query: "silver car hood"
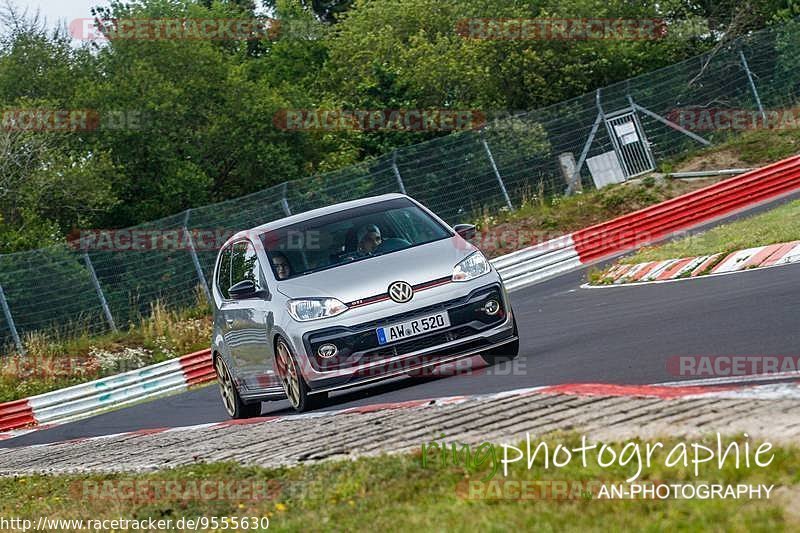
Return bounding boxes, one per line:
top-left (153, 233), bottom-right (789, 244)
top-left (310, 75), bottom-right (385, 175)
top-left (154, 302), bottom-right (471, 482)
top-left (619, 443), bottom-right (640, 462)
top-left (275, 236), bottom-right (476, 302)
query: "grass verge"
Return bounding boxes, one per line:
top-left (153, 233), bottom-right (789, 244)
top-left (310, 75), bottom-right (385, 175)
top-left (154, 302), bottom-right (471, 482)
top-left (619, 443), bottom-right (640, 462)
top-left (0, 294), bottom-right (212, 403)
top-left (0, 434), bottom-right (797, 531)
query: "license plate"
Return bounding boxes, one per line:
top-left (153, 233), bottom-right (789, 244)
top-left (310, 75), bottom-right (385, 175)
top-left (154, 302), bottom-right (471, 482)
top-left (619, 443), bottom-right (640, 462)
top-left (376, 312), bottom-right (450, 345)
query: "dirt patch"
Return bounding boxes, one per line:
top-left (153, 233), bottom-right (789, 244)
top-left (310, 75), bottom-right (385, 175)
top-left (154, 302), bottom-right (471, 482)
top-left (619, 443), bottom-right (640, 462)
top-left (676, 148), bottom-right (752, 172)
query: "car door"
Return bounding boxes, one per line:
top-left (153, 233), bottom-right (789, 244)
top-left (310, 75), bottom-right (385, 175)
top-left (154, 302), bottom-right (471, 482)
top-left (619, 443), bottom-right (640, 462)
top-left (224, 239), bottom-right (274, 390)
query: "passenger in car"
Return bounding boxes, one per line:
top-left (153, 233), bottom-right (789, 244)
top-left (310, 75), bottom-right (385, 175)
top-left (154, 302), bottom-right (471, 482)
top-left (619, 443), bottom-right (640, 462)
top-left (271, 252), bottom-right (292, 280)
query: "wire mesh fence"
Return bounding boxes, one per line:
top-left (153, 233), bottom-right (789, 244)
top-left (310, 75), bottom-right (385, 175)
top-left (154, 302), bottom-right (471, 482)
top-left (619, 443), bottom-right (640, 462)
top-left (2, 20), bottom-right (800, 353)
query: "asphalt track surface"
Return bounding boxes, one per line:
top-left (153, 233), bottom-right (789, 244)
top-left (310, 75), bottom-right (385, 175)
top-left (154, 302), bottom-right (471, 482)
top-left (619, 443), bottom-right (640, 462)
top-left (3, 190), bottom-right (800, 449)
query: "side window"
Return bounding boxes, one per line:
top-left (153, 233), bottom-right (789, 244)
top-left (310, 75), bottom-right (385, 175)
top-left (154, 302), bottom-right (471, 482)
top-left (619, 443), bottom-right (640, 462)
top-left (217, 245), bottom-right (233, 299)
top-left (231, 241), bottom-right (261, 289)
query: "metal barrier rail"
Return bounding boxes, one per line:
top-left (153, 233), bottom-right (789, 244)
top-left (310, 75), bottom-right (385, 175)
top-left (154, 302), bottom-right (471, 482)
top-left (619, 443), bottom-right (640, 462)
top-left (0, 349), bottom-right (214, 431)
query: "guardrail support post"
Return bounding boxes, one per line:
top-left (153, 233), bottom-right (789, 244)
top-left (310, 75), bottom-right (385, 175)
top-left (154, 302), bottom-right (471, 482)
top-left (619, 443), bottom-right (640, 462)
top-left (183, 210), bottom-right (212, 303)
top-left (0, 283), bottom-right (24, 355)
top-left (82, 253), bottom-right (117, 332)
top-left (569, 90), bottom-right (606, 195)
top-left (739, 49), bottom-right (766, 122)
top-left (481, 132), bottom-right (514, 210)
top-left (391, 151), bottom-right (407, 195)
top-left (280, 183), bottom-right (292, 216)
top-left (631, 102), bottom-right (710, 146)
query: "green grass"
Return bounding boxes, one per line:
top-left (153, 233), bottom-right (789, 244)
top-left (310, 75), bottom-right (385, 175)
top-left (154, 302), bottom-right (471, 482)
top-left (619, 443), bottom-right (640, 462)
top-left (619, 198), bottom-right (800, 265)
top-left (1, 434), bottom-right (797, 531)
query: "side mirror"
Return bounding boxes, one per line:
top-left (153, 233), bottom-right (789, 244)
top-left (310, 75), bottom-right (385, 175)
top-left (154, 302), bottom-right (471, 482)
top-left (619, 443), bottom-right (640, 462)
top-left (454, 224), bottom-right (477, 241)
top-left (229, 279), bottom-right (258, 300)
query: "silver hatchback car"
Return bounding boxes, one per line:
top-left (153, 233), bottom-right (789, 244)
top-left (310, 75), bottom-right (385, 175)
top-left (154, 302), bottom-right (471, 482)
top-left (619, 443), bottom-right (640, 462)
top-left (212, 194), bottom-right (519, 415)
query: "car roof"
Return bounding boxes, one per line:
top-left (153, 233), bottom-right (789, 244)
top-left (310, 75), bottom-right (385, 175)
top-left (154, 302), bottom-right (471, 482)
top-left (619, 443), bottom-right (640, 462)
top-left (224, 193), bottom-right (411, 247)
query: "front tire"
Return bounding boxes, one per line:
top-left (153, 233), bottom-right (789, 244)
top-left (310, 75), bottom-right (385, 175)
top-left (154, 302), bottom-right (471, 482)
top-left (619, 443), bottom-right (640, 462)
top-left (215, 355), bottom-right (262, 419)
top-left (480, 317), bottom-right (520, 366)
top-left (275, 338), bottom-right (327, 413)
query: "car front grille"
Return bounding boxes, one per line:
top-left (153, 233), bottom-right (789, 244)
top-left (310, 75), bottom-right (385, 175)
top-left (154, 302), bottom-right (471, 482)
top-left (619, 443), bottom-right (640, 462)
top-left (304, 284), bottom-right (506, 371)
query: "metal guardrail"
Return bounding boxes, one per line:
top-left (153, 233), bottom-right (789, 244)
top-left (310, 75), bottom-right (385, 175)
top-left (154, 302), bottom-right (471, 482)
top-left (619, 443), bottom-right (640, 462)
top-left (0, 349), bottom-right (214, 431)
top-left (491, 235), bottom-right (581, 291)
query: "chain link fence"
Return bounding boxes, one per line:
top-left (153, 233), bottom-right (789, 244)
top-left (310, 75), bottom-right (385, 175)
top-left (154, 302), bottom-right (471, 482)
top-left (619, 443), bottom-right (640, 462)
top-left (2, 20), bottom-right (800, 353)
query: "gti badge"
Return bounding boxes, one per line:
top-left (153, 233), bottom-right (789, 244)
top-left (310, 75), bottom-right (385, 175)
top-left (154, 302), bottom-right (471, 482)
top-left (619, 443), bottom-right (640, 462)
top-left (388, 281), bottom-right (413, 303)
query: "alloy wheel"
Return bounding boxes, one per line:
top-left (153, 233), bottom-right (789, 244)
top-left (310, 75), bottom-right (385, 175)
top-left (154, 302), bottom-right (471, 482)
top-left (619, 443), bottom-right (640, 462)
top-left (276, 340), bottom-right (301, 408)
top-left (215, 356), bottom-right (236, 417)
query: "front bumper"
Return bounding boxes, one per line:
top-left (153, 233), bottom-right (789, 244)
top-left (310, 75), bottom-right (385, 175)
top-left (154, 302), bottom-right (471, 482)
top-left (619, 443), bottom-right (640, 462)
top-left (301, 283), bottom-right (516, 392)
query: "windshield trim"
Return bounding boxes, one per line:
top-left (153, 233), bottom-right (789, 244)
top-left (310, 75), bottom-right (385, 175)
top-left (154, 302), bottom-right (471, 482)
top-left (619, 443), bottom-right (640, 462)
top-left (289, 234), bottom-right (452, 279)
top-left (260, 198), bottom-right (454, 281)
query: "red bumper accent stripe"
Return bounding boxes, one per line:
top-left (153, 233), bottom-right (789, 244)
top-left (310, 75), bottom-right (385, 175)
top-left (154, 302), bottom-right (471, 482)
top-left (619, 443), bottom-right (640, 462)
top-left (346, 276), bottom-right (452, 308)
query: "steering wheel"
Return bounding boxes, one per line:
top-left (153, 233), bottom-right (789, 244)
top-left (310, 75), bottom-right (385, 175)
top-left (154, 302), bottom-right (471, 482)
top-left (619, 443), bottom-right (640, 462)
top-left (374, 237), bottom-right (412, 254)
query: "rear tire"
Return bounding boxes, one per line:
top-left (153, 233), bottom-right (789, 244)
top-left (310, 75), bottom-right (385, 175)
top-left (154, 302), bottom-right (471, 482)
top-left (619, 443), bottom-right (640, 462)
top-left (480, 317), bottom-right (520, 366)
top-left (275, 338), bottom-right (328, 413)
top-left (215, 355), bottom-right (262, 419)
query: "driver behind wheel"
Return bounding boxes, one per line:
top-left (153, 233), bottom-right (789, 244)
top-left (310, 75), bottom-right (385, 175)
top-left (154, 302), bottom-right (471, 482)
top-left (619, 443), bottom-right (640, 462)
top-left (356, 224), bottom-right (382, 256)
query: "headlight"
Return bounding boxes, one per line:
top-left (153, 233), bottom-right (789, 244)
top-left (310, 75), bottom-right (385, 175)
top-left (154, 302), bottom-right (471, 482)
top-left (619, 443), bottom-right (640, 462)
top-left (287, 298), bottom-right (348, 321)
top-left (452, 251), bottom-right (491, 282)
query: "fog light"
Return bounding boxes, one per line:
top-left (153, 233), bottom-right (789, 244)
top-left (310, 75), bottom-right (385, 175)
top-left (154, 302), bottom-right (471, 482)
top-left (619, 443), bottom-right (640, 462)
top-left (317, 343), bottom-right (338, 358)
top-left (484, 299), bottom-right (501, 316)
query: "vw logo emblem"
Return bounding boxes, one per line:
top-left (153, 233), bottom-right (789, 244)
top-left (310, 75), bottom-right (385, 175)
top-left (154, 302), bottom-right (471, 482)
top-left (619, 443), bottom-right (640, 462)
top-left (388, 281), bottom-right (413, 303)
top-left (317, 344), bottom-right (338, 359)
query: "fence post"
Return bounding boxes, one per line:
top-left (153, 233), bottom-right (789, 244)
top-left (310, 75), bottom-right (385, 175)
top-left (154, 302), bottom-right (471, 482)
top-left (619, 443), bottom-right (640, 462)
top-left (82, 253), bottom-right (117, 332)
top-left (480, 132), bottom-right (514, 210)
top-left (0, 283), bottom-right (24, 355)
top-left (280, 182), bottom-right (292, 216)
top-left (183, 210), bottom-right (212, 302)
top-left (391, 151), bottom-right (407, 194)
top-left (739, 49), bottom-right (766, 122)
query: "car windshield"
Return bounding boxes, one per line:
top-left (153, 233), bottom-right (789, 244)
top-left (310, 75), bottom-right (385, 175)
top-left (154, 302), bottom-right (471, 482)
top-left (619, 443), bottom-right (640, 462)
top-left (260, 198), bottom-right (452, 280)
